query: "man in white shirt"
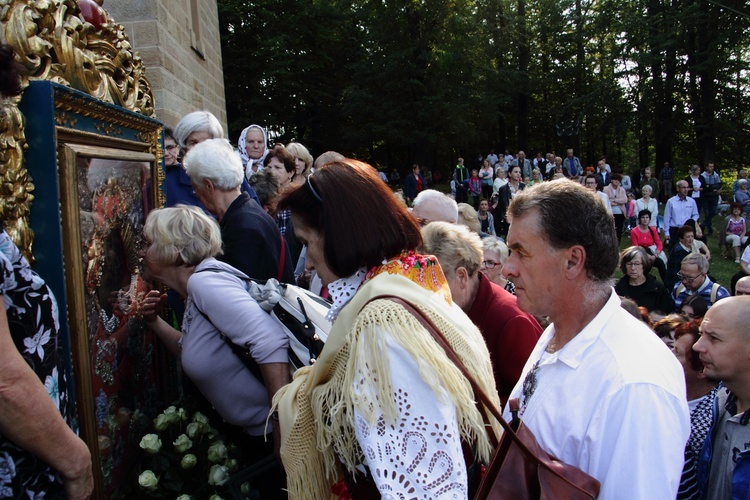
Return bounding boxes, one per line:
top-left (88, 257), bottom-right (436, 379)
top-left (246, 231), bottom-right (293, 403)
top-left (501, 180), bottom-right (690, 499)
top-left (665, 180), bottom-right (702, 247)
top-left (486, 149), bottom-right (499, 167)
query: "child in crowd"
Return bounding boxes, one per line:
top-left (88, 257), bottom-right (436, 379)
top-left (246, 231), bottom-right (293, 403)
top-left (469, 169), bottom-right (482, 209)
top-left (625, 192), bottom-right (637, 233)
top-left (478, 198), bottom-right (496, 236)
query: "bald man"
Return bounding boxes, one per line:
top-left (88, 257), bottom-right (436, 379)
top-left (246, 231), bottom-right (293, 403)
top-left (693, 296), bottom-right (750, 498)
top-left (735, 276), bottom-right (750, 296)
top-left (411, 189), bottom-right (459, 224)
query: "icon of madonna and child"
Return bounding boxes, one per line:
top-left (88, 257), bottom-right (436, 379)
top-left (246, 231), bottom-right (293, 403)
top-left (77, 156), bottom-right (169, 496)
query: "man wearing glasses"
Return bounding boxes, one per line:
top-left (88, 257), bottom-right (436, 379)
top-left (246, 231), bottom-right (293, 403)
top-left (665, 180), bottom-right (702, 249)
top-left (672, 253), bottom-right (729, 309)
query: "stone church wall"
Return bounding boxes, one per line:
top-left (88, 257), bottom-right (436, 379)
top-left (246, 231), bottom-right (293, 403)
top-left (104, 0), bottom-right (227, 131)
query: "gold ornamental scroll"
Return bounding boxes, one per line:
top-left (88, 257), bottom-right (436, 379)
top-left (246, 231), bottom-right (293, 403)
top-left (0, 0), bottom-right (156, 261)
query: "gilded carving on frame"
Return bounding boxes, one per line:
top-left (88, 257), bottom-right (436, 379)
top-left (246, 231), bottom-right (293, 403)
top-left (0, 0), bottom-right (155, 260)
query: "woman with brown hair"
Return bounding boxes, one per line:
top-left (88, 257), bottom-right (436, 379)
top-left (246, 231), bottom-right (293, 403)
top-left (273, 159), bottom-right (500, 499)
top-left (615, 246), bottom-right (674, 314)
top-left (672, 319), bottom-right (719, 499)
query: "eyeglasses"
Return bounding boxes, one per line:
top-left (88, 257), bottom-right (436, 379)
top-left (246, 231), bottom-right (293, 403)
top-left (165, 144), bottom-right (179, 151)
top-left (482, 260), bottom-right (501, 269)
top-left (677, 271), bottom-right (704, 283)
top-left (625, 261), bottom-right (643, 268)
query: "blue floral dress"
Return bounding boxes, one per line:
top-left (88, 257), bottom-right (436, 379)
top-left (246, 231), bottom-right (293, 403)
top-left (0, 229), bottom-right (72, 498)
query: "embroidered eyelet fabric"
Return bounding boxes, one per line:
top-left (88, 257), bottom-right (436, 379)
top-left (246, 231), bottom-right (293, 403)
top-left (326, 268), bottom-right (367, 321)
top-left (352, 330), bottom-right (467, 498)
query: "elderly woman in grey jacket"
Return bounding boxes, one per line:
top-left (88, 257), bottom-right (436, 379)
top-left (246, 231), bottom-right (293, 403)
top-left (140, 205), bottom-right (289, 454)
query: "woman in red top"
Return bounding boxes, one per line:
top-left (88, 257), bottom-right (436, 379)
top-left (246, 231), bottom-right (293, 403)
top-left (630, 209), bottom-right (667, 283)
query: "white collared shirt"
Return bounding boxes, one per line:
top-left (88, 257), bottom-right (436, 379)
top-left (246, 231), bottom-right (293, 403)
top-left (664, 195), bottom-right (699, 229)
top-left (503, 289), bottom-right (690, 499)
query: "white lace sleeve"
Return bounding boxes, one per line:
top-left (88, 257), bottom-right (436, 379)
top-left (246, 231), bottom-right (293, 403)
top-left (352, 329), bottom-right (469, 499)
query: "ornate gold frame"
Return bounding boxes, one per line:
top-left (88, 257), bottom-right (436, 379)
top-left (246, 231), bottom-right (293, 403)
top-left (1, 0), bottom-right (155, 261)
top-left (59, 142), bottom-right (158, 499)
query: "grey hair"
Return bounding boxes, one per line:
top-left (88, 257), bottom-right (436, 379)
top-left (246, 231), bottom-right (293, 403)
top-left (183, 139), bottom-right (244, 191)
top-left (173, 111), bottom-right (224, 148)
top-left (144, 205), bottom-right (222, 266)
top-left (482, 236), bottom-right (510, 264)
top-left (681, 252), bottom-right (709, 274)
top-left (420, 222), bottom-right (483, 279)
top-left (412, 189), bottom-right (458, 224)
top-left (641, 184), bottom-right (653, 195)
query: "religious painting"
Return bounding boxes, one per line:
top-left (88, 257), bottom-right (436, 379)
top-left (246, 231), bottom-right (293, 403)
top-left (59, 144), bottom-right (163, 498)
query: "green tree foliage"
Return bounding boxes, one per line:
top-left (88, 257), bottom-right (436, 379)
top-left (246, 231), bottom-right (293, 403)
top-left (219, 0), bottom-right (750, 177)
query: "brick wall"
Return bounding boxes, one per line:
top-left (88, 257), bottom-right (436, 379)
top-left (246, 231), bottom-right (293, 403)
top-left (104, 0), bottom-right (227, 132)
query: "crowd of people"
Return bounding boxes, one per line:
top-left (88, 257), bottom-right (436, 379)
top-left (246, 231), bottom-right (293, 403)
top-left (3, 74), bottom-right (750, 499)
top-left (129, 134), bottom-right (750, 499)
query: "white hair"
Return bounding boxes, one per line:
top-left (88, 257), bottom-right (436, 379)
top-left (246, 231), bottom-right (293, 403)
top-left (412, 189), bottom-right (458, 224)
top-left (173, 111), bottom-right (224, 148)
top-left (183, 138), bottom-right (244, 191)
top-left (144, 205), bottom-right (222, 266)
top-left (482, 236), bottom-right (510, 264)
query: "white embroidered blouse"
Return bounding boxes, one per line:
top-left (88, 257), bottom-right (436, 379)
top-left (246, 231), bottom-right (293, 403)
top-left (326, 270), bottom-right (469, 498)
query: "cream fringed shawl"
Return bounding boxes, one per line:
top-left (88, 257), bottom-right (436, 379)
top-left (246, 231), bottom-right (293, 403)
top-left (273, 271), bottom-right (503, 500)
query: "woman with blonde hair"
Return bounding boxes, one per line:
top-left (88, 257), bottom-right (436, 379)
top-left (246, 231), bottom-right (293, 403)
top-left (140, 205), bottom-right (290, 474)
top-left (286, 142), bottom-right (313, 186)
top-left (457, 202), bottom-right (482, 234)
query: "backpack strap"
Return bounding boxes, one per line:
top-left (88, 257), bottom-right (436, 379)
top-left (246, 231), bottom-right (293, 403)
top-left (277, 234), bottom-right (286, 281)
top-left (710, 282), bottom-right (720, 304)
top-left (192, 267), bottom-right (267, 381)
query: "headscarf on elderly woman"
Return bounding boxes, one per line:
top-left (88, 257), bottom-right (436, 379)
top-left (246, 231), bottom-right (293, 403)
top-left (238, 124), bottom-right (269, 178)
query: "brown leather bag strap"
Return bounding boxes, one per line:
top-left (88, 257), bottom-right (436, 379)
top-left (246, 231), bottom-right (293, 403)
top-left (369, 295), bottom-right (534, 452)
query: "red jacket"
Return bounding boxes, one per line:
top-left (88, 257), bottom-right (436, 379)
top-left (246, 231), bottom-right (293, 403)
top-left (467, 273), bottom-right (542, 404)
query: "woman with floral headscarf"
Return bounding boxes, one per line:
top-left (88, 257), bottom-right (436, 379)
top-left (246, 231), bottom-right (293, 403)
top-left (238, 124), bottom-right (268, 178)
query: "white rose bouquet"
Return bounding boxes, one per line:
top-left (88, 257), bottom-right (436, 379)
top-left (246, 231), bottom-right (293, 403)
top-left (133, 402), bottom-right (244, 498)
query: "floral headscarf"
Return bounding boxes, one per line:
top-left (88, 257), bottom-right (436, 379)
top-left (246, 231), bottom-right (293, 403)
top-left (237, 124), bottom-right (268, 176)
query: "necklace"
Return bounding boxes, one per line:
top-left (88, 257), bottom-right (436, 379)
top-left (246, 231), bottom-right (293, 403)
top-left (100, 307), bottom-right (119, 334)
top-left (521, 359), bottom-right (541, 415)
top-left (117, 273), bottom-right (139, 315)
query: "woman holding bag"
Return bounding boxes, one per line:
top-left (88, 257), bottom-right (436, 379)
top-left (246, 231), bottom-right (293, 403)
top-left (630, 210), bottom-right (668, 283)
top-left (272, 159), bottom-right (501, 499)
top-left (139, 205), bottom-right (290, 483)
